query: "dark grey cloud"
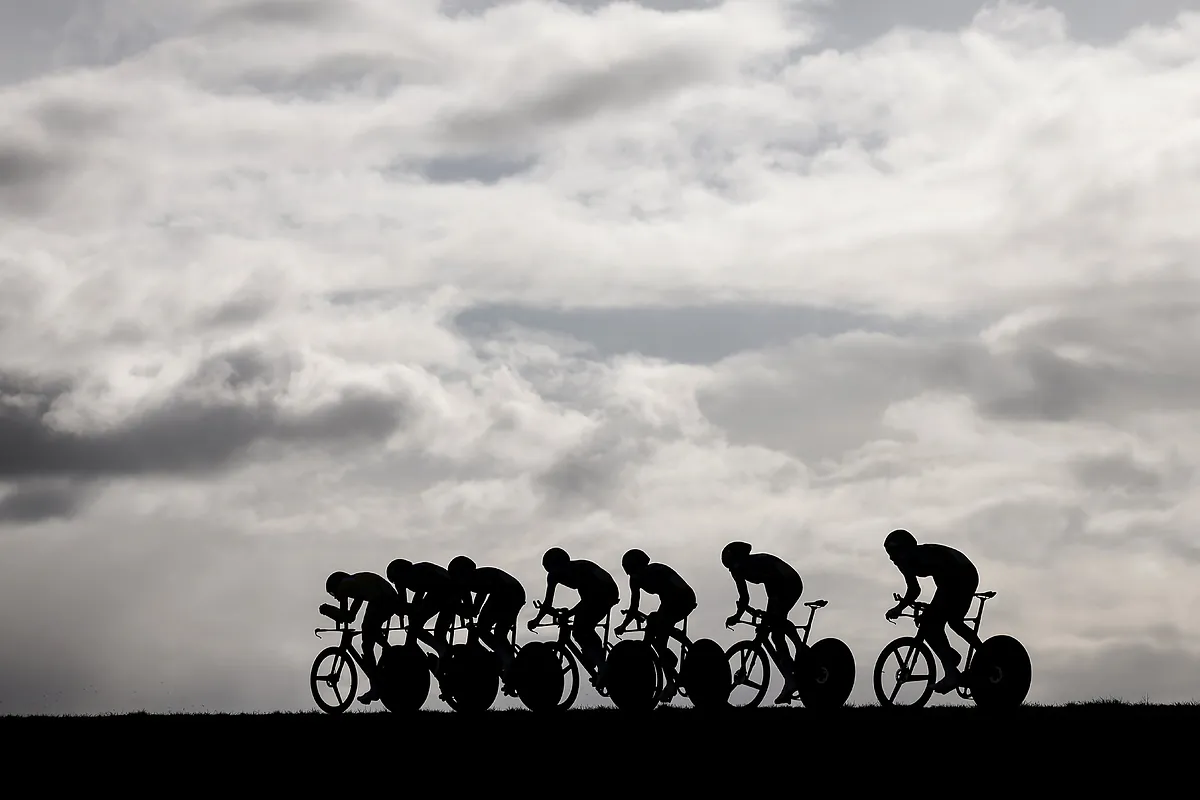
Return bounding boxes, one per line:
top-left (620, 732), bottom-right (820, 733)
top-left (929, 304), bottom-right (1200, 425)
top-left (0, 347), bottom-right (407, 480)
top-left (438, 0), bottom-right (722, 17)
top-left (454, 302), bottom-right (944, 364)
top-left (198, 0), bottom-right (340, 32)
top-left (439, 48), bottom-right (719, 144)
top-left (438, 0), bottom-right (1196, 49)
top-left (0, 479), bottom-right (90, 524)
top-left (1070, 449), bottom-right (1193, 498)
top-left (0, 138), bottom-right (73, 215)
top-left (417, 153), bottom-right (537, 185)
top-left (222, 52), bottom-right (417, 100)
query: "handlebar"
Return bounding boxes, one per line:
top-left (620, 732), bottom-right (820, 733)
top-left (530, 601), bottom-right (573, 628)
top-left (614, 609), bottom-right (648, 635)
top-left (726, 606), bottom-right (771, 629)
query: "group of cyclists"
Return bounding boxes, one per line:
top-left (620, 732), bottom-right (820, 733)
top-left (321, 528), bottom-right (986, 708)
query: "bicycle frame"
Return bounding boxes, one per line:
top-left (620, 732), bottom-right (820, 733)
top-left (314, 623), bottom-right (372, 673)
top-left (732, 602), bottom-right (825, 673)
top-left (889, 591), bottom-right (995, 699)
top-left (891, 591), bottom-right (994, 673)
top-left (529, 601), bottom-right (613, 681)
top-left (618, 610), bottom-right (693, 665)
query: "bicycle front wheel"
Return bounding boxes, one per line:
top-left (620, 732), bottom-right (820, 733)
top-left (680, 638), bottom-right (732, 710)
top-left (873, 637), bottom-right (936, 708)
top-left (726, 641), bottom-right (771, 708)
top-left (441, 642), bottom-right (501, 714)
top-left (310, 646), bottom-right (358, 715)
top-left (377, 644), bottom-right (431, 713)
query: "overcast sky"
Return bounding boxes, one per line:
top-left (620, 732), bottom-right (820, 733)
top-left (2, 0), bottom-right (1199, 715)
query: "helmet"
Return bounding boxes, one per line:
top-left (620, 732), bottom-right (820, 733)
top-left (621, 548), bottom-right (650, 575)
top-left (721, 541), bottom-right (752, 569)
top-left (386, 558), bottom-right (412, 585)
top-left (542, 547), bottom-right (570, 572)
top-left (884, 529), bottom-right (917, 555)
top-left (325, 571), bottom-right (351, 596)
top-left (448, 555), bottom-right (477, 582)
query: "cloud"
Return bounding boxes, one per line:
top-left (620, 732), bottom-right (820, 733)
top-left (0, 0), bottom-right (1198, 713)
top-left (0, 345), bottom-right (408, 481)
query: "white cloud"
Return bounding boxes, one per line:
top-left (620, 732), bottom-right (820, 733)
top-left (1, 0), bottom-right (1199, 713)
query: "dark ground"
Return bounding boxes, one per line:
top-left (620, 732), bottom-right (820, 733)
top-left (1, 700), bottom-right (1194, 787)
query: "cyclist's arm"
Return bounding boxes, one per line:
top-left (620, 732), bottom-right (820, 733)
top-left (732, 574), bottom-right (750, 615)
top-left (531, 579), bottom-right (557, 624)
top-left (626, 581), bottom-right (641, 617)
top-left (347, 598), bottom-right (364, 619)
top-left (897, 572), bottom-right (920, 608)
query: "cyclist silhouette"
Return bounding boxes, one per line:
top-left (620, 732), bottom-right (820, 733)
top-left (527, 547), bottom-right (619, 681)
top-left (614, 548), bottom-right (697, 703)
top-left (323, 570), bottom-right (398, 705)
top-left (721, 541), bottom-right (805, 705)
top-left (387, 558), bottom-right (457, 668)
top-left (448, 555), bottom-right (526, 679)
top-left (884, 528), bottom-right (984, 693)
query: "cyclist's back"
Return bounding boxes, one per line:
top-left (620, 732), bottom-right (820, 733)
top-left (340, 571), bottom-right (397, 603)
top-left (634, 563), bottom-right (696, 609)
top-left (909, 543), bottom-right (978, 587)
top-left (551, 558), bottom-right (619, 604)
top-left (407, 561), bottom-right (453, 593)
top-left (736, 552), bottom-right (803, 595)
top-left (471, 566), bottom-right (525, 600)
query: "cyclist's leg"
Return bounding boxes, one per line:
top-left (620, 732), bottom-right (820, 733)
top-left (432, 595), bottom-right (455, 659)
top-left (946, 575), bottom-right (983, 652)
top-left (571, 597), bottom-right (610, 677)
top-left (477, 594), bottom-right (518, 674)
top-left (924, 590), bottom-right (968, 691)
top-left (645, 611), bottom-right (674, 673)
top-left (766, 586), bottom-right (801, 703)
top-left (358, 603), bottom-right (387, 703)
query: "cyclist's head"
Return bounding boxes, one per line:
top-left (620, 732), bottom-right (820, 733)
top-left (884, 529), bottom-right (917, 561)
top-left (721, 541), bottom-right (752, 569)
top-left (448, 555), bottom-right (476, 583)
top-left (542, 547), bottom-right (570, 572)
top-left (386, 558), bottom-right (412, 586)
top-left (621, 548), bottom-right (650, 576)
top-left (325, 571), bottom-right (351, 598)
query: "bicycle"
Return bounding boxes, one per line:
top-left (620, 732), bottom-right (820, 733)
top-left (514, 600), bottom-right (643, 712)
top-left (873, 590), bottom-right (1032, 709)
top-left (438, 605), bottom-right (555, 714)
top-left (725, 599), bottom-right (856, 709)
top-left (424, 608), bottom-right (509, 714)
top-left (610, 609), bottom-right (732, 711)
top-left (310, 603), bottom-right (430, 715)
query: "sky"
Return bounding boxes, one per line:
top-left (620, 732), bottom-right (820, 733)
top-left (1, 0), bottom-right (1199, 715)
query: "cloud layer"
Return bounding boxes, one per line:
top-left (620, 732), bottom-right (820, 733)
top-left (2, 0), bottom-right (1199, 714)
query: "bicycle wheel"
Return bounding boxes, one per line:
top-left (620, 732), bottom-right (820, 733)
top-left (680, 638), bottom-right (732, 710)
top-left (801, 637), bottom-right (856, 710)
top-left (441, 643), bottom-right (501, 714)
top-left (726, 641), bottom-right (771, 708)
top-left (511, 641), bottom-right (565, 713)
top-left (873, 637), bottom-right (936, 708)
top-left (967, 635), bottom-right (1032, 709)
top-left (377, 643), bottom-right (431, 713)
top-left (605, 639), bottom-right (659, 713)
top-left (310, 646), bottom-right (358, 714)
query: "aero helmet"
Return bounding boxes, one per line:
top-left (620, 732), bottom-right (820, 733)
top-left (721, 541), bottom-right (752, 569)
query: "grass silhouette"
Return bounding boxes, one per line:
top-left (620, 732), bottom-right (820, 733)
top-left (5, 698), bottom-right (1196, 720)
